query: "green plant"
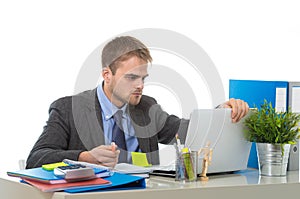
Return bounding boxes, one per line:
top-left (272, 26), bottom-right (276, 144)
top-left (244, 99), bottom-right (300, 145)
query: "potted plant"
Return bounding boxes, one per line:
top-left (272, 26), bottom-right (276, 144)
top-left (244, 99), bottom-right (300, 176)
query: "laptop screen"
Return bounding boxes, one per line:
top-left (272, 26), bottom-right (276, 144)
top-left (185, 108), bottom-right (251, 174)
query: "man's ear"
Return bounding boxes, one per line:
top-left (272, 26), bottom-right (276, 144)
top-left (102, 67), bottom-right (112, 84)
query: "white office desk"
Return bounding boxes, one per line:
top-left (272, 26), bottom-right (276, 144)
top-left (1, 169), bottom-right (299, 199)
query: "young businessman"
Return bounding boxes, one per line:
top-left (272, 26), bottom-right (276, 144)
top-left (26, 36), bottom-right (249, 169)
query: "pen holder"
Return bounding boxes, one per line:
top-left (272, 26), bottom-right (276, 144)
top-left (175, 148), bottom-right (198, 182)
top-left (175, 150), bottom-right (185, 182)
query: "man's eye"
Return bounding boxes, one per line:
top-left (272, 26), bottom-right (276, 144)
top-left (126, 76), bottom-right (138, 80)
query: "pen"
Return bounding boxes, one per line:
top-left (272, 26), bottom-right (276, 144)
top-left (175, 133), bottom-right (182, 151)
top-left (173, 143), bottom-right (180, 160)
top-left (174, 143), bottom-right (184, 181)
top-left (111, 142), bottom-right (116, 152)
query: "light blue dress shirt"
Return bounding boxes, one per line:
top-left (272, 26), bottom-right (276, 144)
top-left (96, 84), bottom-right (140, 162)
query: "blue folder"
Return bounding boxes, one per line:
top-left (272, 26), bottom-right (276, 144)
top-left (65, 172), bottom-right (146, 193)
top-left (229, 79), bottom-right (289, 168)
top-left (7, 167), bottom-right (109, 184)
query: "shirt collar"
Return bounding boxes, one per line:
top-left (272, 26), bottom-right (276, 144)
top-left (97, 83), bottom-right (128, 121)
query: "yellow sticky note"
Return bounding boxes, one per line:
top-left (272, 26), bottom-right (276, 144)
top-left (42, 162), bottom-right (68, 171)
top-left (131, 152), bottom-right (152, 167)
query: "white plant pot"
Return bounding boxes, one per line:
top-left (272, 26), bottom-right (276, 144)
top-left (256, 143), bottom-right (291, 176)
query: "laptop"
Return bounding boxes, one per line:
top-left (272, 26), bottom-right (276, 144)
top-left (152, 108), bottom-right (252, 176)
top-left (185, 108), bottom-right (251, 174)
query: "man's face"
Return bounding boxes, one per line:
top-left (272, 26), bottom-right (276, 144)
top-left (103, 56), bottom-right (149, 107)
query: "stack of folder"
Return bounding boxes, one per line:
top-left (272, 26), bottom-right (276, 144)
top-left (7, 164), bottom-right (146, 193)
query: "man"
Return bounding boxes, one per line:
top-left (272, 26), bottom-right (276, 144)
top-left (26, 36), bottom-right (249, 169)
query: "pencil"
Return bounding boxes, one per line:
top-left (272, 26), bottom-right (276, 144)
top-left (175, 133), bottom-right (182, 151)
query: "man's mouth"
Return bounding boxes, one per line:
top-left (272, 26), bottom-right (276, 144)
top-left (131, 91), bottom-right (142, 96)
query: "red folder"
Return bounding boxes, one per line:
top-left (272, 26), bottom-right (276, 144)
top-left (22, 177), bottom-right (111, 192)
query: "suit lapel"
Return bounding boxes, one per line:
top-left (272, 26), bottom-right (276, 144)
top-left (72, 89), bottom-right (105, 150)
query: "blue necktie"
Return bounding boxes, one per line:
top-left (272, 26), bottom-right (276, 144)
top-left (112, 110), bottom-right (127, 163)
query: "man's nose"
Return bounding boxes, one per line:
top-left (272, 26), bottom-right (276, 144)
top-left (135, 78), bottom-right (144, 89)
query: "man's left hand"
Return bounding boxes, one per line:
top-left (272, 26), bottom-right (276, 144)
top-left (221, 98), bottom-right (249, 123)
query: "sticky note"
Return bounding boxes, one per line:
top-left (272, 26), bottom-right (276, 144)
top-left (131, 152), bottom-right (152, 167)
top-left (42, 162), bottom-right (68, 171)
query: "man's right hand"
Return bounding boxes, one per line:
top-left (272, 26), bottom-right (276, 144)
top-left (78, 145), bottom-right (120, 168)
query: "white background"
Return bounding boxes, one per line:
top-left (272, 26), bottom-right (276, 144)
top-left (0, 0), bottom-right (299, 173)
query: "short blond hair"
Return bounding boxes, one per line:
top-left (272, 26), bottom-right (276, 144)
top-left (102, 36), bottom-right (152, 74)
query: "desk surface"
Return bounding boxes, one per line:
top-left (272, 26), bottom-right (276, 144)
top-left (1, 169), bottom-right (299, 199)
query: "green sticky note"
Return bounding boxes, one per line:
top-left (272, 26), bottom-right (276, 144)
top-left (42, 162), bottom-right (68, 171)
top-left (131, 152), bottom-right (152, 167)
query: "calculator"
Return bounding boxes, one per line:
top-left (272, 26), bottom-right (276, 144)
top-left (54, 164), bottom-right (96, 182)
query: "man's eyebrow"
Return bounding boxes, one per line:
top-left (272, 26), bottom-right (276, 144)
top-left (124, 74), bottom-right (139, 77)
top-left (124, 74), bottom-right (149, 78)
top-left (143, 74), bottom-right (149, 78)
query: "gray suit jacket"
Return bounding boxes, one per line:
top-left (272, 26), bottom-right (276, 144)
top-left (26, 88), bottom-right (189, 168)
